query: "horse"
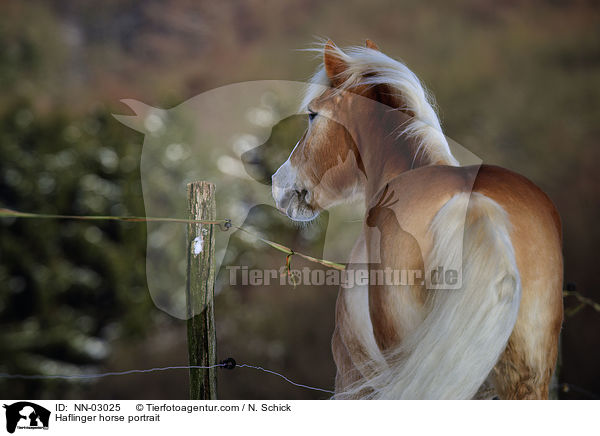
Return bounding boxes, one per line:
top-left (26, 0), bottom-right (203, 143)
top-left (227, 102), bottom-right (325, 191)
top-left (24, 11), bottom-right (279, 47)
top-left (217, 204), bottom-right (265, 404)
top-left (271, 40), bottom-right (563, 399)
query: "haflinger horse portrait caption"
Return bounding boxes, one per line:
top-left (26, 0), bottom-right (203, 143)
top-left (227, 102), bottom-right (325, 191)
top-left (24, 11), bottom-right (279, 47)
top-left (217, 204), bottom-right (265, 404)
top-left (114, 40), bottom-right (562, 400)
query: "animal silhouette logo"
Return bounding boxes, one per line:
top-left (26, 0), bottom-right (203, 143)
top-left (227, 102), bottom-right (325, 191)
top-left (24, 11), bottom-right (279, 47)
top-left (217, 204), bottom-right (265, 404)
top-left (3, 402), bottom-right (50, 434)
top-left (113, 80), bottom-right (481, 318)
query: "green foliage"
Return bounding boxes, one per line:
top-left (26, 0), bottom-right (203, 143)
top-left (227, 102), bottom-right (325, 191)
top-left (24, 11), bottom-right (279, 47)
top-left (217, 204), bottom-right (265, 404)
top-left (0, 100), bottom-right (153, 398)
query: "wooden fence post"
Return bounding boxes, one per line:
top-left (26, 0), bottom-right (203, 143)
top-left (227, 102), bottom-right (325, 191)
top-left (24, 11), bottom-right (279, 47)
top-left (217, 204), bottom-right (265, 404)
top-left (186, 181), bottom-right (218, 400)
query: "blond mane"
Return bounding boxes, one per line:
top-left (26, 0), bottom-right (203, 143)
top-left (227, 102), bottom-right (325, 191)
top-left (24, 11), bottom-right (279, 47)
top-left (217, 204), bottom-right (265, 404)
top-left (301, 42), bottom-right (458, 166)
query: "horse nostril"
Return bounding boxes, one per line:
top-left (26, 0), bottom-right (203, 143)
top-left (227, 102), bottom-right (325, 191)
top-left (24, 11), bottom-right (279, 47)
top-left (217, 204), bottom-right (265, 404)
top-left (296, 189), bottom-right (308, 202)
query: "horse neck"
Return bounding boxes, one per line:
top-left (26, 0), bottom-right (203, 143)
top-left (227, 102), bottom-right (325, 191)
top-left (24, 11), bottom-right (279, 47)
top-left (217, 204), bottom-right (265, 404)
top-left (354, 110), bottom-right (433, 203)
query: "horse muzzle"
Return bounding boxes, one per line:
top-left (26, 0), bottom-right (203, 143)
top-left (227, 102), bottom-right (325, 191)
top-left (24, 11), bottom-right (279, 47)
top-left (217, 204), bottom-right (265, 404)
top-left (272, 162), bottom-right (319, 222)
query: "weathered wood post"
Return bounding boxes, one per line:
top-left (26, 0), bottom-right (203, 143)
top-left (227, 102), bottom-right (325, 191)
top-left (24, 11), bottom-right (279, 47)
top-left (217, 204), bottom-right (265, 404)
top-left (186, 181), bottom-right (218, 400)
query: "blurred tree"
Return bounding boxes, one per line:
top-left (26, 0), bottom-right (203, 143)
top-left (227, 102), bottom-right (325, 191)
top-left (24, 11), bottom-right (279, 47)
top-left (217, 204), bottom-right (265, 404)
top-left (0, 99), bottom-right (154, 398)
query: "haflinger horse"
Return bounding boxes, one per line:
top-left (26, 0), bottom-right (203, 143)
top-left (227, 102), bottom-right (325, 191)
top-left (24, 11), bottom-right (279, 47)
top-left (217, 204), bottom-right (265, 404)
top-left (271, 40), bottom-right (563, 399)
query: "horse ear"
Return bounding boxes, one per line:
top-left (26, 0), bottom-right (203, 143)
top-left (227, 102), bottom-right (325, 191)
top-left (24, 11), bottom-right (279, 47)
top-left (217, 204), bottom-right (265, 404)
top-left (365, 39), bottom-right (380, 51)
top-left (323, 40), bottom-right (347, 85)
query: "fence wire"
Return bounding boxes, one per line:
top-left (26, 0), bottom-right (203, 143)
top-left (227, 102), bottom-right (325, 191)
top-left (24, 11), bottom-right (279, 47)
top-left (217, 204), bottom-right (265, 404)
top-left (0, 363), bottom-right (335, 395)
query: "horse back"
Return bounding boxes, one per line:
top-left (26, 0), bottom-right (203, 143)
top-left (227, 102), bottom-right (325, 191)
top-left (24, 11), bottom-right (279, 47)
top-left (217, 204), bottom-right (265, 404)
top-left (472, 164), bottom-right (561, 241)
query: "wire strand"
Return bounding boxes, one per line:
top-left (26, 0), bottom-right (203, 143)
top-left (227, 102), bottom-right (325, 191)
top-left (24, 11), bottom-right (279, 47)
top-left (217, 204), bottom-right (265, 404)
top-left (0, 363), bottom-right (334, 395)
top-left (0, 364), bottom-right (224, 380)
top-left (237, 364), bottom-right (334, 394)
top-left (0, 208), bottom-right (346, 271)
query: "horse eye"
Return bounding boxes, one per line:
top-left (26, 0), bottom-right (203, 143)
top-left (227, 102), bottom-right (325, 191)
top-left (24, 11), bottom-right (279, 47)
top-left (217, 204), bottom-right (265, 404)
top-left (308, 110), bottom-right (318, 122)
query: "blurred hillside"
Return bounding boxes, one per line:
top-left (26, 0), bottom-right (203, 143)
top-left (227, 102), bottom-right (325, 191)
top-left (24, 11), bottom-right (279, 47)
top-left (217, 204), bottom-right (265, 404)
top-left (0, 0), bottom-right (599, 399)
